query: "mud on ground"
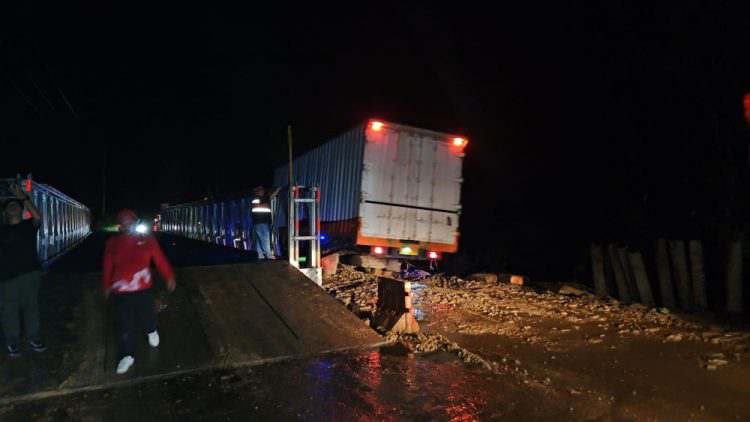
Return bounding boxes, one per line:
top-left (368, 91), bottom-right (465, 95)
top-left (325, 266), bottom-right (750, 420)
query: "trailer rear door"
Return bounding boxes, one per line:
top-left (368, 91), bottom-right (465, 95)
top-left (359, 123), bottom-right (463, 247)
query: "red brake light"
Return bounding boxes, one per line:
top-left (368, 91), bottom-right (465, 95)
top-left (428, 251), bottom-right (439, 259)
top-left (452, 137), bottom-right (468, 147)
top-left (373, 246), bottom-right (384, 255)
top-left (370, 121), bottom-right (384, 131)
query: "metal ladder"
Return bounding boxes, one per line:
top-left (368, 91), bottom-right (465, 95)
top-left (287, 186), bottom-right (322, 286)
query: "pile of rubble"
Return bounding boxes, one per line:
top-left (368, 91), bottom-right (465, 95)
top-left (323, 265), bottom-right (379, 315)
top-left (323, 266), bottom-right (750, 370)
top-left (383, 331), bottom-right (492, 370)
top-left (420, 274), bottom-right (750, 368)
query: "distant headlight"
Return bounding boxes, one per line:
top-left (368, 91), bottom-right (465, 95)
top-left (135, 224), bottom-right (148, 234)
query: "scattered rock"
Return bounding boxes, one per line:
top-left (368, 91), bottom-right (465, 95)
top-left (628, 303), bottom-right (648, 312)
top-left (665, 334), bottom-right (683, 343)
top-left (385, 332), bottom-right (493, 371)
top-left (510, 275), bottom-right (525, 286)
top-left (467, 273), bottom-right (498, 284)
top-left (558, 284), bottom-right (590, 297)
top-left (325, 264), bottom-right (750, 380)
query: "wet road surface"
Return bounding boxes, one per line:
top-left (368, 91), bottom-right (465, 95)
top-left (0, 233), bottom-right (379, 409)
top-left (1, 345), bottom-right (569, 421)
top-left (3, 232), bottom-right (749, 420)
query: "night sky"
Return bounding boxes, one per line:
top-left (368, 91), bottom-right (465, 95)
top-left (2, 3), bottom-right (748, 276)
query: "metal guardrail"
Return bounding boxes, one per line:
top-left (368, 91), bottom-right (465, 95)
top-left (160, 196), bottom-right (255, 251)
top-left (1, 176), bottom-right (92, 266)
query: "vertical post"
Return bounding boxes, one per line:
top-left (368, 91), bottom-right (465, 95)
top-left (618, 246), bottom-right (640, 302)
top-left (287, 125), bottom-right (295, 266)
top-left (668, 240), bottom-right (693, 311)
top-left (102, 145), bottom-right (107, 222)
top-left (315, 188), bottom-right (321, 268)
top-left (655, 239), bottom-right (677, 309)
top-left (310, 187), bottom-right (319, 268)
top-left (628, 251), bottom-right (655, 307)
top-left (608, 244), bottom-right (631, 303)
top-left (591, 243), bottom-right (608, 297)
top-left (688, 240), bottom-right (708, 310)
top-left (289, 186), bottom-right (297, 266)
top-left (287, 125), bottom-right (294, 187)
top-left (726, 240), bottom-right (744, 314)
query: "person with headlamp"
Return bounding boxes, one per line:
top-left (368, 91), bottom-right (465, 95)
top-left (103, 209), bottom-right (176, 374)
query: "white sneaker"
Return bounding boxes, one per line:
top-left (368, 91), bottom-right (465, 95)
top-left (116, 356), bottom-right (134, 374)
top-left (148, 330), bottom-right (160, 348)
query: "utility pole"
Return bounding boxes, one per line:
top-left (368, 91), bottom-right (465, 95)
top-left (287, 124), bottom-right (294, 187)
top-left (102, 144), bottom-right (107, 221)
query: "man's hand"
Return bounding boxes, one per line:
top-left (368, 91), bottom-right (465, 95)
top-left (10, 183), bottom-right (27, 200)
top-left (166, 278), bottom-right (176, 293)
top-left (11, 182), bottom-right (42, 224)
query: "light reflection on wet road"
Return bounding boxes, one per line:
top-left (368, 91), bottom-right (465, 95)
top-left (3, 345), bottom-right (559, 421)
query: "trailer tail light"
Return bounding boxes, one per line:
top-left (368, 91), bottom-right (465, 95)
top-left (370, 121), bottom-right (384, 131)
top-left (373, 246), bottom-right (385, 255)
top-left (25, 179), bottom-right (32, 192)
top-left (428, 251), bottom-right (441, 260)
top-left (452, 137), bottom-right (468, 148)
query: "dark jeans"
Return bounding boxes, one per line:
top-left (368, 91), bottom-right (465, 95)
top-left (1, 270), bottom-right (42, 346)
top-left (111, 289), bottom-right (156, 360)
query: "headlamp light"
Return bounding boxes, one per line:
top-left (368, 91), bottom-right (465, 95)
top-left (134, 222), bottom-right (148, 234)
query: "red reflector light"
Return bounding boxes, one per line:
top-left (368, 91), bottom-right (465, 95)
top-left (370, 121), bottom-right (384, 131)
top-left (452, 137), bottom-right (468, 147)
top-left (25, 179), bottom-right (32, 192)
top-left (373, 246), bottom-right (384, 255)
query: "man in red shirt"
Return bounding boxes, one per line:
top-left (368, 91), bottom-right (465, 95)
top-left (103, 209), bottom-right (176, 374)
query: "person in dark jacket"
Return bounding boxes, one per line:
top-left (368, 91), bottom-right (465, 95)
top-left (0, 183), bottom-right (45, 357)
top-left (103, 209), bottom-right (176, 374)
top-left (251, 186), bottom-right (280, 260)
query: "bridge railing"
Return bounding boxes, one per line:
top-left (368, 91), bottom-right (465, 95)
top-left (1, 176), bottom-right (92, 266)
top-left (160, 196), bottom-right (255, 252)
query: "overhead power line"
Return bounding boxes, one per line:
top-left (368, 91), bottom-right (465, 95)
top-left (29, 72), bottom-right (55, 111)
top-left (57, 86), bottom-right (79, 119)
top-left (5, 74), bottom-right (37, 109)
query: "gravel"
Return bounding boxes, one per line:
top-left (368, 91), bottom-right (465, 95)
top-left (323, 266), bottom-right (750, 371)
